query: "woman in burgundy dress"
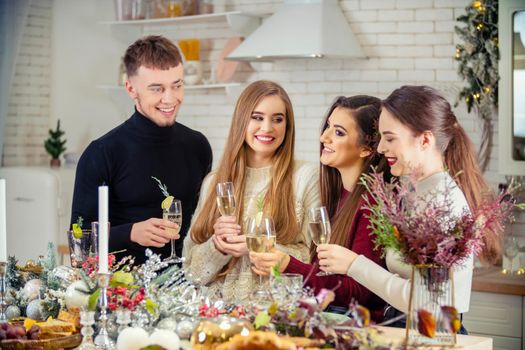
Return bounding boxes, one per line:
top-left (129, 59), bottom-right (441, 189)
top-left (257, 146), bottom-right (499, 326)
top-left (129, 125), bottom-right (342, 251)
top-left (249, 95), bottom-right (391, 322)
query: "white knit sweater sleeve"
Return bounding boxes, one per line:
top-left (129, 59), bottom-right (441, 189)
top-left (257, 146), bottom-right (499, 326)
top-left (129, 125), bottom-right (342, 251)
top-left (182, 173), bottom-right (232, 286)
top-left (347, 253), bottom-right (412, 313)
top-left (275, 161), bottom-right (320, 263)
top-left (347, 251), bottom-right (473, 313)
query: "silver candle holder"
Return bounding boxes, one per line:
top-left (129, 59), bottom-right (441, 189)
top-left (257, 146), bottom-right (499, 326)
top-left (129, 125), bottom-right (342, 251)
top-left (0, 262), bottom-right (7, 323)
top-left (94, 272), bottom-right (115, 349)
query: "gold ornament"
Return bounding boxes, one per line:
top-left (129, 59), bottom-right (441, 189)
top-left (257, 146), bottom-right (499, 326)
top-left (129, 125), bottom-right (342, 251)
top-left (191, 317), bottom-right (253, 350)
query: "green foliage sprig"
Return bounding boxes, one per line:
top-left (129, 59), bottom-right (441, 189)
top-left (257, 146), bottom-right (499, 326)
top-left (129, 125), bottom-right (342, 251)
top-left (454, 0), bottom-right (499, 171)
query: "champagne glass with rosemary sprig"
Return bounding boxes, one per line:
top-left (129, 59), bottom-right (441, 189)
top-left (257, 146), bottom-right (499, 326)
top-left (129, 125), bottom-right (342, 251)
top-left (152, 176), bottom-right (183, 263)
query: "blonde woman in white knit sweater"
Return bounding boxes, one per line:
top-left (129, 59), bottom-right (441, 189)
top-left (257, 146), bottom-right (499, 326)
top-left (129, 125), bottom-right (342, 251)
top-left (183, 80), bottom-right (320, 304)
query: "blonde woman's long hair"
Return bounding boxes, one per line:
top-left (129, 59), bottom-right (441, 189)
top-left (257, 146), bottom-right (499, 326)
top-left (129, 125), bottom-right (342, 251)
top-left (190, 80), bottom-right (299, 276)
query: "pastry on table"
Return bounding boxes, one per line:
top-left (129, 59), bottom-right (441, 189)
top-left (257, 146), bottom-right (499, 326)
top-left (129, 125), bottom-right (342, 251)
top-left (215, 331), bottom-right (326, 350)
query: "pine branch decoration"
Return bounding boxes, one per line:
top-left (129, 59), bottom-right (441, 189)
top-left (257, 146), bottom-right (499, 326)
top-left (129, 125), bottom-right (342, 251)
top-left (6, 256), bottom-right (24, 290)
top-left (44, 120), bottom-right (67, 159)
top-left (454, 0), bottom-right (499, 171)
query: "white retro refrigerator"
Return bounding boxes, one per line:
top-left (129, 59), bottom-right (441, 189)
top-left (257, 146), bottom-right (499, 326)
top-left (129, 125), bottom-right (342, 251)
top-left (0, 167), bottom-right (75, 263)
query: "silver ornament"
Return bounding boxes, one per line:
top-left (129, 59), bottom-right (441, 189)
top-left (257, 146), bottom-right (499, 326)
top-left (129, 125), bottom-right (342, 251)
top-left (156, 317), bottom-right (178, 331)
top-left (175, 318), bottom-right (196, 340)
top-left (22, 279), bottom-right (42, 301)
top-left (26, 299), bottom-right (43, 320)
top-left (5, 305), bottom-right (21, 319)
top-left (51, 265), bottom-right (79, 288)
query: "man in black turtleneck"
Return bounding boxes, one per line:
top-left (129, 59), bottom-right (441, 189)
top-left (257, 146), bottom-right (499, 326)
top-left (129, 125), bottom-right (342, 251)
top-left (71, 36), bottom-right (212, 265)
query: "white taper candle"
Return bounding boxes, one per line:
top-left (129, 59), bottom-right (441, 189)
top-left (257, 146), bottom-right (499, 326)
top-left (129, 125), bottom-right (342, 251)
top-left (98, 186), bottom-right (109, 273)
top-left (0, 179), bottom-right (6, 262)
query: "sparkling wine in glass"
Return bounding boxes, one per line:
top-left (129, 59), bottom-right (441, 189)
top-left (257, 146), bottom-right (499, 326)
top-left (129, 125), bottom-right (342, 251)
top-left (309, 206), bottom-right (333, 276)
top-left (246, 231), bottom-right (277, 253)
top-left (216, 182), bottom-right (236, 216)
top-left (163, 198), bottom-right (183, 263)
top-left (247, 215), bottom-right (276, 305)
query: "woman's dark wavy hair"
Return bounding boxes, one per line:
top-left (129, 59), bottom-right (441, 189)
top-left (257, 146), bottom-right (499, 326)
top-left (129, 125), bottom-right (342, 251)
top-left (315, 95), bottom-right (390, 259)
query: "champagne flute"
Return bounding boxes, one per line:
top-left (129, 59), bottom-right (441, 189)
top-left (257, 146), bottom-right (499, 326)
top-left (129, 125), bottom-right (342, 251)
top-left (216, 182), bottom-right (236, 216)
top-left (504, 236), bottom-right (519, 275)
top-left (246, 216), bottom-right (276, 305)
top-left (309, 206), bottom-right (333, 276)
top-left (163, 199), bottom-right (183, 263)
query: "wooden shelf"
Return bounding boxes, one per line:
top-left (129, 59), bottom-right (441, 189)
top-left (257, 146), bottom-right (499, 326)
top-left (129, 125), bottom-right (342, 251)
top-left (99, 11), bottom-right (262, 38)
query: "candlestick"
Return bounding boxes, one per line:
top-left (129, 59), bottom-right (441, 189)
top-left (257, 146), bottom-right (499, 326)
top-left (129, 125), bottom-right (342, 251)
top-left (77, 310), bottom-right (97, 350)
top-left (94, 272), bottom-right (114, 349)
top-left (98, 186), bottom-right (109, 273)
top-left (0, 262), bottom-right (7, 323)
top-left (0, 179), bottom-right (7, 262)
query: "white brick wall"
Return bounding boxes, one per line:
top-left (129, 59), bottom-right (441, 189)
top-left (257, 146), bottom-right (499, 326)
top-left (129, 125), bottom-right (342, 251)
top-left (6, 0), bottom-right (522, 232)
top-left (2, 0), bottom-right (53, 166)
top-left (171, 0), bottom-right (504, 180)
top-left (172, 0), bottom-right (523, 232)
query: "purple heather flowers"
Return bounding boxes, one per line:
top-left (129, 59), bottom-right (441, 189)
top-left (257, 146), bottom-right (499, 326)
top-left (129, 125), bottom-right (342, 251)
top-left (361, 172), bottom-right (516, 268)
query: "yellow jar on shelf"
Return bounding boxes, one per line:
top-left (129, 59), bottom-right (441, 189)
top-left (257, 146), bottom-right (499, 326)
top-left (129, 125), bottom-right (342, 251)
top-left (167, 0), bottom-right (182, 17)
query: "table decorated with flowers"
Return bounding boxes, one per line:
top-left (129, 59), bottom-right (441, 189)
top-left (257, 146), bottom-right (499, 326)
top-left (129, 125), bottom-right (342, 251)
top-left (1, 176), bottom-right (517, 350)
top-left (0, 244), bottom-right (496, 350)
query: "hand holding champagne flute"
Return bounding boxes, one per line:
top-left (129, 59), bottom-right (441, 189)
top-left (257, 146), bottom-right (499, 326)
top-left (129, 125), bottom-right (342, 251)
top-left (216, 182), bottom-right (236, 217)
top-left (308, 206), bottom-right (333, 276)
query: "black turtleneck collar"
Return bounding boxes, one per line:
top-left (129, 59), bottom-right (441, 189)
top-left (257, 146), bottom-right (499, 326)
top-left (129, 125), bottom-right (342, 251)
top-left (128, 108), bottom-right (177, 141)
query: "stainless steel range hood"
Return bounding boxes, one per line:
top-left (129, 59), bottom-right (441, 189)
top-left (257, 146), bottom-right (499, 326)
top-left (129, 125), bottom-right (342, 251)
top-left (226, 0), bottom-right (365, 61)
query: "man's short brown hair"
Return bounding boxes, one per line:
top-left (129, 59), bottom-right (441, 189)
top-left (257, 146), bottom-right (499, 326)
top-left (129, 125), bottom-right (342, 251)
top-left (124, 35), bottom-right (183, 77)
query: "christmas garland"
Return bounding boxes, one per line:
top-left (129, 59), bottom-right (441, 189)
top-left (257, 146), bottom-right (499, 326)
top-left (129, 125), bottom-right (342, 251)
top-left (455, 0), bottom-right (499, 172)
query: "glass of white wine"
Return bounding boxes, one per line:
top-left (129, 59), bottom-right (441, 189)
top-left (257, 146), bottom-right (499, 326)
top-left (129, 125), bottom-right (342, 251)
top-left (246, 215), bottom-right (276, 305)
top-left (309, 206), bottom-right (333, 276)
top-left (216, 182), bottom-right (236, 216)
top-left (504, 235), bottom-right (520, 274)
top-left (163, 199), bottom-right (183, 263)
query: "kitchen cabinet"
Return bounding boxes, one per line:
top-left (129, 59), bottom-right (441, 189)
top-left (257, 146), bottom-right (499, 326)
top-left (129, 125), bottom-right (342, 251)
top-left (464, 268), bottom-right (525, 350)
top-left (463, 291), bottom-right (521, 349)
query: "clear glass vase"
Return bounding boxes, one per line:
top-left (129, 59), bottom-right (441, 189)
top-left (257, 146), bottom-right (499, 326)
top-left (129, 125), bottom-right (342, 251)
top-left (406, 265), bottom-right (456, 347)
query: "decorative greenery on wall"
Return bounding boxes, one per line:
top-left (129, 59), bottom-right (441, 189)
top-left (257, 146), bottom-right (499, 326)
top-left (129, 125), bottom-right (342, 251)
top-left (455, 0), bottom-right (499, 172)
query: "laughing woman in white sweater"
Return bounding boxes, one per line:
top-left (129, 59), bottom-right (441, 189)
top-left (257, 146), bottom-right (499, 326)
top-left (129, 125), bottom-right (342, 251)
top-left (316, 86), bottom-right (501, 331)
top-left (183, 80), bottom-right (320, 304)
